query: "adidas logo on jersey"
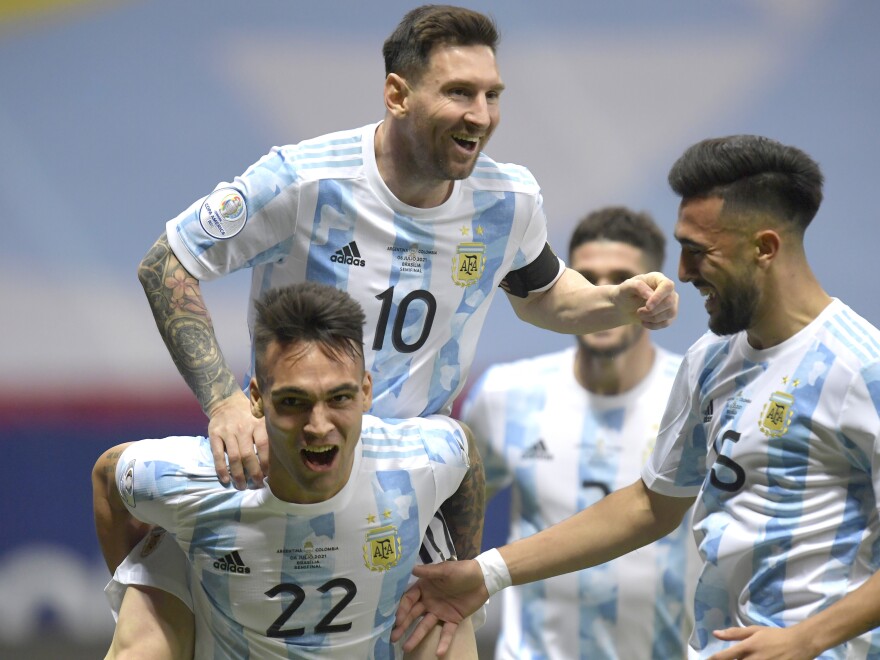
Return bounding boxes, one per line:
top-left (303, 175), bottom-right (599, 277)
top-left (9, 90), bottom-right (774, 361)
top-left (214, 550), bottom-right (250, 574)
top-left (521, 439), bottom-right (553, 460)
top-left (703, 399), bottom-right (714, 423)
top-left (331, 241), bottom-right (366, 267)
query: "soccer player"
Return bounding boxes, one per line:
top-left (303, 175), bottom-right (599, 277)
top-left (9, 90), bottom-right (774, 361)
top-left (138, 4), bottom-right (677, 493)
top-left (394, 135), bottom-right (880, 659)
top-left (126, 4), bottom-right (676, 654)
top-left (460, 206), bottom-right (698, 659)
top-left (93, 281), bottom-right (482, 659)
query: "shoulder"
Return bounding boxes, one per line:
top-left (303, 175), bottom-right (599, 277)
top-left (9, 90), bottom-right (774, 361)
top-left (360, 415), bottom-right (468, 466)
top-left (259, 124), bottom-right (372, 181)
top-left (817, 300), bottom-right (880, 373)
top-left (464, 153), bottom-right (541, 195)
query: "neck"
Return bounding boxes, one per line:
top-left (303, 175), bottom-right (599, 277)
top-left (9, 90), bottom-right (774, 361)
top-left (573, 338), bottom-right (656, 396)
top-left (374, 121), bottom-right (453, 208)
top-left (747, 261), bottom-right (832, 349)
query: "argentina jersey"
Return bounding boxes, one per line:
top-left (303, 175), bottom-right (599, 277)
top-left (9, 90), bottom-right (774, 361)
top-left (165, 123), bottom-right (562, 420)
top-left (643, 299), bottom-right (880, 659)
top-left (463, 347), bottom-right (698, 660)
top-left (115, 416), bottom-right (469, 659)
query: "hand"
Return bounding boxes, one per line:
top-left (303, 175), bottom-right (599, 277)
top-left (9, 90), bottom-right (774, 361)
top-left (207, 391), bottom-right (269, 490)
top-left (616, 272), bottom-right (678, 330)
top-left (706, 625), bottom-right (820, 660)
top-left (391, 560), bottom-right (488, 655)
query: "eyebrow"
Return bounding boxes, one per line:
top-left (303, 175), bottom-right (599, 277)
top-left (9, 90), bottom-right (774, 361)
top-left (271, 383), bottom-right (360, 398)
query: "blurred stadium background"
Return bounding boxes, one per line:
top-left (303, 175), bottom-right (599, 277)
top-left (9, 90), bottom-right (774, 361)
top-left (2, 0), bottom-right (878, 656)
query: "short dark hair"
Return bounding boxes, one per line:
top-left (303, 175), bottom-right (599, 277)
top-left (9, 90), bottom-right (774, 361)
top-left (383, 4), bottom-right (499, 80)
top-left (253, 282), bottom-right (366, 385)
top-left (668, 135), bottom-right (824, 232)
top-left (568, 206), bottom-right (666, 272)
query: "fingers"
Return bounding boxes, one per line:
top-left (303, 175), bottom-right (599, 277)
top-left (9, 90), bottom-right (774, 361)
top-left (402, 612), bottom-right (440, 653)
top-left (209, 435), bottom-right (232, 486)
top-left (713, 626), bottom-right (757, 641)
top-left (207, 399), bottom-right (267, 489)
top-left (393, 586), bottom-right (425, 639)
top-left (436, 620), bottom-right (459, 657)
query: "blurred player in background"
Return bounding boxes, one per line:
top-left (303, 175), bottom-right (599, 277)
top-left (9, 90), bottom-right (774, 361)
top-left (461, 207), bottom-right (698, 659)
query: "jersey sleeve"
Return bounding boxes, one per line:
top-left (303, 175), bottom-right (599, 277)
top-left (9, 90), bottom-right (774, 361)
top-left (115, 436), bottom-right (218, 532)
top-left (641, 349), bottom-right (708, 497)
top-left (460, 369), bottom-right (515, 494)
top-left (165, 146), bottom-right (303, 281)
top-left (499, 192), bottom-right (565, 297)
top-left (417, 415), bottom-right (471, 511)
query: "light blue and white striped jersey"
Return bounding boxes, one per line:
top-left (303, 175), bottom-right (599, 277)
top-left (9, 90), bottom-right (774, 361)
top-left (643, 299), bottom-right (880, 659)
top-left (166, 122), bottom-right (563, 419)
top-left (115, 414), bottom-right (469, 660)
top-left (462, 346), bottom-right (698, 660)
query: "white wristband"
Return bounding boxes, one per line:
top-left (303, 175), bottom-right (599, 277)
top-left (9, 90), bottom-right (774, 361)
top-left (475, 548), bottom-right (512, 597)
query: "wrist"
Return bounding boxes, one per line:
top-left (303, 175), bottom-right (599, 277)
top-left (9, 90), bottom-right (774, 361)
top-left (474, 548), bottom-right (512, 596)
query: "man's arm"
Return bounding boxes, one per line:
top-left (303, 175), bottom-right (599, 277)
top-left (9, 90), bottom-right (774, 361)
top-left (439, 422), bottom-right (486, 561)
top-left (706, 572), bottom-right (880, 660)
top-left (138, 232), bottom-right (267, 488)
top-left (92, 442), bottom-right (147, 573)
top-left (507, 267), bottom-right (678, 334)
top-left (393, 479), bottom-right (694, 654)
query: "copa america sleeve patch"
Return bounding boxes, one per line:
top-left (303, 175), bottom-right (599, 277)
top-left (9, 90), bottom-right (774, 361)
top-left (198, 187), bottom-right (248, 239)
top-left (118, 458), bottom-right (137, 508)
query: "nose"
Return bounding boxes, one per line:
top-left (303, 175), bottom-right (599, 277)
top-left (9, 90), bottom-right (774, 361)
top-left (464, 94), bottom-right (492, 131)
top-left (304, 403), bottom-right (333, 438)
top-left (678, 252), bottom-right (694, 283)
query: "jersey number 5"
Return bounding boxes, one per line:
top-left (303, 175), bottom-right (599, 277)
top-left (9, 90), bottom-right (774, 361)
top-left (710, 429), bottom-right (746, 493)
top-left (265, 578), bottom-right (357, 638)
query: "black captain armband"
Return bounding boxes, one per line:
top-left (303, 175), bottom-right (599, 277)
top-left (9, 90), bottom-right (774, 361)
top-left (499, 243), bottom-right (563, 298)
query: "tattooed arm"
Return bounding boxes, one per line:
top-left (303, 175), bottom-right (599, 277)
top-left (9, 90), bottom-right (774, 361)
top-left (440, 422), bottom-right (486, 561)
top-left (138, 233), bottom-right (268, 489)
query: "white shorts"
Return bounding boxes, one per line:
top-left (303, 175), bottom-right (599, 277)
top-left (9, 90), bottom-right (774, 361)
top-left (104, 527), bottom-right (192, 618)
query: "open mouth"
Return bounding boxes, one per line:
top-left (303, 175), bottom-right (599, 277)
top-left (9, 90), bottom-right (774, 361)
top-left (452, 133), bottom-right (479, 152)
top-left (301, 445), bottom-right (339, 470)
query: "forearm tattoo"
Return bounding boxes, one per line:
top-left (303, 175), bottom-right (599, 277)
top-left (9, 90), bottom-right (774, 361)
top-left (440, 437), bottom-right (486, 560)
top-left (138, 234), bottom-right (240, 413)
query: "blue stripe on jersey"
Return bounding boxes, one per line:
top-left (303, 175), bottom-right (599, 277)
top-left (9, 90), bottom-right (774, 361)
top-left (577, 407), bottom-right (624, 659)
top-left (368, 211), bottom-right (440, 414)
top-left (831, 307), bottom-right (880, 359)
top-left (471, 158), bottom-right (537, 187)
top-left (424, 190), bottom-right (517, 414)
top-left (746, 346), bottom-right (834, 626)
top-left (651, 523), bottom-right (691, 659)
top-left (304, 178), bottom-right (358, 290)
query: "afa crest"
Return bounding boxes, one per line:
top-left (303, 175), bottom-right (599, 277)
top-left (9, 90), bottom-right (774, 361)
top-left (363, 525), bottom-right (402, 572)
top-left (452, 242), bottom-right (485, 287)
top-left (759, 391), bottom-right (795, 438)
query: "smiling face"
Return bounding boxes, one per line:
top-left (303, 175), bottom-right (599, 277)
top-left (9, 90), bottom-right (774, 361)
top-left (675, 196), bottom-right (761, 336)
top-left (572, 239), bottom-right (648, 358)
top-left (250, 338), bottom-right (372, 504)
top-left (398, 43), bottom-right (503, 183)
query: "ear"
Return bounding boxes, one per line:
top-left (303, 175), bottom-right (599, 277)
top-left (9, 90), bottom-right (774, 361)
top-left (754, 229), bottom-right (781, 269)
top-left (361, 371), bottom-right (373, 413)
top-left (384, 73), bottom-right (409, 117)
top-left (249, 377), bottom-right (265, 418)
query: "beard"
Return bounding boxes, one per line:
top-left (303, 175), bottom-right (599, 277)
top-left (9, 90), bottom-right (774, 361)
top-left (708, 275), bottom-right (760, 336)
top-left (576, 326), bottom-right (644, 360)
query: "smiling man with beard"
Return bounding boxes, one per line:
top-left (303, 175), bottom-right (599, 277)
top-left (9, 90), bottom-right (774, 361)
top-left (394, 135), bottom-right (880, 660)
top-left (459, 207), bottom-right (698, 660)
